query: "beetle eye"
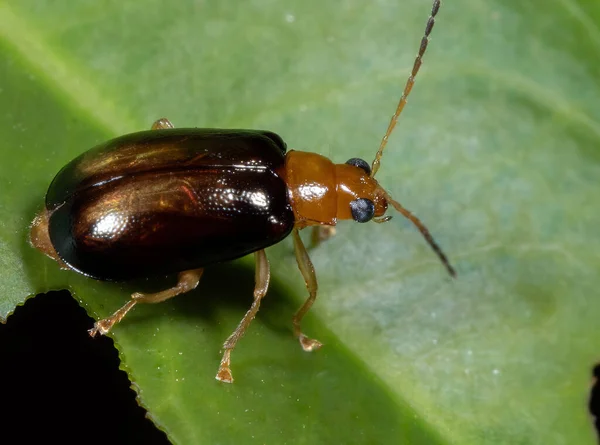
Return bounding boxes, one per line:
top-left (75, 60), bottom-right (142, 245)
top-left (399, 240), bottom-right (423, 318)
top-left (349, 198), bottom-right (375, 223)
top-left (345, 158), bottom-right (371, 175)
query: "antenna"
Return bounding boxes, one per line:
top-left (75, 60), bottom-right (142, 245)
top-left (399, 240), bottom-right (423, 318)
top-left (385, 193), bottom-right (456, 277)
top-left (370, 0), bottom-right (441, 177)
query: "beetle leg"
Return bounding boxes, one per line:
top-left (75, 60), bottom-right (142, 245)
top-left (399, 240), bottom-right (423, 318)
top-left (216, 249), bottom-right (270, 383)
top-left (88, 268), bottom-right (204, 337)
top-left (30, 210), bottom-right (69, 270)
top-left (151, 118), bottom-right (174, 130)
top-left (292, 228), bottom-right (323, 352)
top-left (310, 225), bottom-right (337, 248)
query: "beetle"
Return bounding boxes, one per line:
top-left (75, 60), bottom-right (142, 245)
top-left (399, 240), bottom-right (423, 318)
top-left (30, 0), bottom-right (454, 383)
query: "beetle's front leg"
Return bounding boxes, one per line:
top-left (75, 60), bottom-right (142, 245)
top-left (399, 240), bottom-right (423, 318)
top-left (292, 228), bottom-right (323, 352)
top-left (89, 268), bottom-right (204, 336)
top-left (151, 118), bottom-right (174, 130)
top-left (216, 250), bottom-right (270, 383)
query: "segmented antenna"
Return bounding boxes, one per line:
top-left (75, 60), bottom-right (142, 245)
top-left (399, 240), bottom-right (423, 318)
top-left (370, 0), bottom-right (441, 177)
top-left (385, 193), bottom-right (456, 277)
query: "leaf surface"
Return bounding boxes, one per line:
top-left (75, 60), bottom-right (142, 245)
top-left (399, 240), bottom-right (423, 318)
top-left (0, 1), bottom-right (598, 443)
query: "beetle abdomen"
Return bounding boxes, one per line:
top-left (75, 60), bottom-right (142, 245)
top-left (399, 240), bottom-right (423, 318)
top-left (46, 129), bottom-right (294, 280)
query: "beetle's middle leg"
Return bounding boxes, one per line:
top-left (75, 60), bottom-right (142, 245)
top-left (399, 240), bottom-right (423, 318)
top-left (216, 249), bottom-right (270, 383)
top-left (292, 228), bottom-right (323, 352)
top-left (151, 118), bottom-right (174, 130)
top-left (89, 268), bottom-right (204, 337)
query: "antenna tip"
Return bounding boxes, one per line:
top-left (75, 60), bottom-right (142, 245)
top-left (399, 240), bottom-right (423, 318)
top-left (448, 265), bottom-right (457, 278)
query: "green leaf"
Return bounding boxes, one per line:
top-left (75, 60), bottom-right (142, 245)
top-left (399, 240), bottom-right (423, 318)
top-left (1, 0), bottom-right (598, 443)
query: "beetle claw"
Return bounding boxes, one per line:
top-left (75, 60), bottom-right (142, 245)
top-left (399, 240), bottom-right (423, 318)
top-left (88, 321), bottom-right (110, 337)
top-left (215, 349), bottom-right (234, 383)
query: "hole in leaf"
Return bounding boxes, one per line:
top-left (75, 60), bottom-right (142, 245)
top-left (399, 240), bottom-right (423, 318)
top-left (0, 290), bottom-right (170, 444)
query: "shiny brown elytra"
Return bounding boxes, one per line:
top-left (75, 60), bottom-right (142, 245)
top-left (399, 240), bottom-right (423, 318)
top-left (30, 0), bottom-right (454, 383)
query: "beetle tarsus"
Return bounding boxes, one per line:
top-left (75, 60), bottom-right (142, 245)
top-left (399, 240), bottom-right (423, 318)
top-left (88, 299), bottom-right (137, 337)
top-left (215, 350), bottom-right (234, 383)
top-left (298, 334), bottom-right (323, 352)
top-left (88, 320), bottom-right (110, 338)
top-left (88, 320), bottom-right (113, 337)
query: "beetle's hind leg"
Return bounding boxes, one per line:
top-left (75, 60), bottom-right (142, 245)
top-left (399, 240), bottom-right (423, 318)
top-left (30, 209), bottom-right (69, 270)
top-left (216, 250), bottom-right (270, 383)
top-left (292, 228), bottom-right (323, 352)
top-left (151, 118), bottom-right (174, 130)
top-left (89, 268), bottom-right (204, 337)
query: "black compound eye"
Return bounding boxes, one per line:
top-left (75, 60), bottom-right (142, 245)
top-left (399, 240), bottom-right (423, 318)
top-left (345, 158), bottom-right (371, 175)
top-left (349, 198), bottom-right (375, 223)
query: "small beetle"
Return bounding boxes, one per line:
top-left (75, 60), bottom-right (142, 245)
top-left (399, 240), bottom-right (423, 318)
top-left (30, 0), bottom-right (454, 383)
